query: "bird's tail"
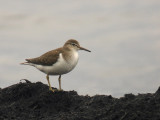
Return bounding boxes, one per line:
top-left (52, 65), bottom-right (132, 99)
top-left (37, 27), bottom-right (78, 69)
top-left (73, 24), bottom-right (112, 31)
top-left (20, 62), bottom-right (30, 65)
top-left (20, 62), bottom-right (35, 66)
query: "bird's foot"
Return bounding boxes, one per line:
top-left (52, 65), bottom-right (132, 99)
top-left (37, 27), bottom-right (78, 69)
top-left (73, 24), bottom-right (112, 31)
top-left (49, 87), bottom-right (55, 92)
top-left (58, 89), bottom-right (63, 91)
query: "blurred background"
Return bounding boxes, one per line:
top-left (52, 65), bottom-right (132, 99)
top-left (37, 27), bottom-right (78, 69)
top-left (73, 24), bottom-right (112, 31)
top-left (0, 0), bottom-right (160, 97)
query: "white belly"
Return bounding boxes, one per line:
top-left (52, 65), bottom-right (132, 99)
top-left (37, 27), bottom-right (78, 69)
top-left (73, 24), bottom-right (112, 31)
top-left (35, 52), bottom-right (79, 75)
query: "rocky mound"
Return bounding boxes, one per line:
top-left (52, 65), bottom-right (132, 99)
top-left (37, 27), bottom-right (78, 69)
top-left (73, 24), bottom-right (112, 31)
top-left (0, 80), bottom-right (160, 120)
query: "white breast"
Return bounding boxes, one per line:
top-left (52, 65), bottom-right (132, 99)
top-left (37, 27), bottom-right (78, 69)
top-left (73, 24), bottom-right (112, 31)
top-left (35, 51), bottom-right (79, 75)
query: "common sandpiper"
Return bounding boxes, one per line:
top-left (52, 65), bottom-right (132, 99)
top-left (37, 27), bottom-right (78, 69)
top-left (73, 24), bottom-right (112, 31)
top-left (21, 39), bottom-right (91, 92)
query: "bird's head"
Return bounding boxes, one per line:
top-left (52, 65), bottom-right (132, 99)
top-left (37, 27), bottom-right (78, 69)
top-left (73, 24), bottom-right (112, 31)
top-left (64, 39), bottom-right (91, 52)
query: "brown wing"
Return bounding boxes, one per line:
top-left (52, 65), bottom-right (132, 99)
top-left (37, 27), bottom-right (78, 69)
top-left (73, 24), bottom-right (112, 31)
top-left (26, 48), bottom-right (63, 66)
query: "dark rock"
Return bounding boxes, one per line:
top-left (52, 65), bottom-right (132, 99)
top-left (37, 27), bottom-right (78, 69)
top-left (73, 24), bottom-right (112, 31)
top-left (0, 81), bottom-right (160, 120)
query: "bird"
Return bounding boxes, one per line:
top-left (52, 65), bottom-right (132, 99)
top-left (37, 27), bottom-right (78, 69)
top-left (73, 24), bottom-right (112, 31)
top-left (21, 39), bottom-right (91, 92)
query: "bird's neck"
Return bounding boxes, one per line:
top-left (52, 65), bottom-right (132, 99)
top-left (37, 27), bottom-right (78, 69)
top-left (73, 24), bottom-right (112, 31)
top-left (62, 47), bottom-right (79, 63)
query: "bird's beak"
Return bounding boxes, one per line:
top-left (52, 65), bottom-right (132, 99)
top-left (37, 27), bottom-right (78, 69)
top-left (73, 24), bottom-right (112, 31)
top-left (79, 46), bottom-right (91, 52)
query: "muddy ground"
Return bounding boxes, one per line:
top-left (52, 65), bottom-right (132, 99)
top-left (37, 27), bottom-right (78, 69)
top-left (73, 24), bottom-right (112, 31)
top-left (0, 80), bottom-right (160, 120)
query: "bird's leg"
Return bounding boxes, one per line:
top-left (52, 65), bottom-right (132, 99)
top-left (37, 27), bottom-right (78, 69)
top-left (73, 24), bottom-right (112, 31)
top-left (46, 74), bottom-right (55, 92)
top-left (58, 75), bottom-right (63, 91)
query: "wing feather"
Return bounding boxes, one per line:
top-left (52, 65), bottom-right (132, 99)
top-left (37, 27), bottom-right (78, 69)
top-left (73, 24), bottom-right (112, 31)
top-left (26, 48), bottom-right (63, 66)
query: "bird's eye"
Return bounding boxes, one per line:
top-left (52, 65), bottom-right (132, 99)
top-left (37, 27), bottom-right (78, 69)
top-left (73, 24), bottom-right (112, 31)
top-left (71, 43), bottom-right (76, 46)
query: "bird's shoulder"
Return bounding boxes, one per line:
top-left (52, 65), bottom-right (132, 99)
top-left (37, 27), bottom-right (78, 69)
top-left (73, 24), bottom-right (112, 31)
top-left (41, 47), bottom-right (63, 57)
